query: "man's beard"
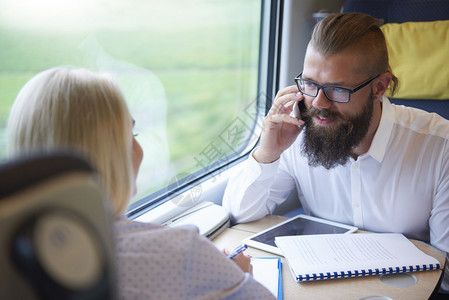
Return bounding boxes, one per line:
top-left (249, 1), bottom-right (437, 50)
top-left (301, 92), bottom-right (374, 169)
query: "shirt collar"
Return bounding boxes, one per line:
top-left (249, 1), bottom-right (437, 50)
top-left (365, 96), bottom-right (395, 162)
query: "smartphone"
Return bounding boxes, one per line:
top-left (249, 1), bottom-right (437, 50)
top-left (293, 100), bottom-right (306, 120)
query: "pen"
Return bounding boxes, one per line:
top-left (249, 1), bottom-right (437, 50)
top-left (227, 243), bottom-right (248, 259)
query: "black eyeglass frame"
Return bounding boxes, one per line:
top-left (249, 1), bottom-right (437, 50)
top-left (294, 72), bottom-right (381, 103)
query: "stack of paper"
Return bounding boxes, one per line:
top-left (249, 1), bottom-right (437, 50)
top-left (252, 257), bottom-right (283, 299)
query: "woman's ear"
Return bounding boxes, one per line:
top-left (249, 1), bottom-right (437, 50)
top-left (374, 73), bottom-right (392, 99)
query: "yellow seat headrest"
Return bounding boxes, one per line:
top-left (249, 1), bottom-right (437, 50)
top-left (381, 20), bottom-right (449, 100)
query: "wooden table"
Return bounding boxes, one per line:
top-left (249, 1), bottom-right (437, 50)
top-left (213, 215), bottom-right (445, 300)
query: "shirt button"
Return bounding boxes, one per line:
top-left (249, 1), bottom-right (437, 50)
top-left (353, 203), bottom-right (360, 208)
top-left (352, 163), bottom-right (359, 169)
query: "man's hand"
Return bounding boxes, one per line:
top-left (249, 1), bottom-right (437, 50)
top-left (254, 85), bottom-right (305, 163)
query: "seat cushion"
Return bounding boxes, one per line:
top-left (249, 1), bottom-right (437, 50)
top-left (381, 20), bottom-right (449, 100)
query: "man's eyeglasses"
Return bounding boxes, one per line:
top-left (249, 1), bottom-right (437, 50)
top-left (294, 73), bottom-right (380, 103)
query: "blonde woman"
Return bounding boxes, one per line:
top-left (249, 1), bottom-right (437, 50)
top-left (7, 67), bottom-right (275, 300)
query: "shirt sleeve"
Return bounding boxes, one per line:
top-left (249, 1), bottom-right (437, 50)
top-left (222, 147), bottom-right (296, 223)
top-left (430, 139), bottom-right (449, 294)
top-left (429, 138), bottom-right (449, 254)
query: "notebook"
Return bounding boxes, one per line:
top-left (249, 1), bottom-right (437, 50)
top-left (274, 233), bottom-right (441, 282)
top-left (252, 257), bottom-right (283, 299)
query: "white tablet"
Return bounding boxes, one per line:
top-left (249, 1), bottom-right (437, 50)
top-left (243, 214), bottom-right (358, 256)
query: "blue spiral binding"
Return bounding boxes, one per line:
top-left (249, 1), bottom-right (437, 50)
top-left (296, 262), bottom-right (440, 282)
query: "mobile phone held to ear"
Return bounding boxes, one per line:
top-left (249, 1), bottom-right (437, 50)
top-left (293, 100), bottom-right (306, 120)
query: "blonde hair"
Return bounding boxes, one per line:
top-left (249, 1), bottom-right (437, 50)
top-left (7, 67), bottom-right (133, 217)
top-left (311, 12), bottom-right (398, 96)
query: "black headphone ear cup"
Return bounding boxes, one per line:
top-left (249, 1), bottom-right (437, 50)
top-left (11, 209), bottom-right (107, 300)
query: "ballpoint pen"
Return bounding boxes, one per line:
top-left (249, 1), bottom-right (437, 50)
top-left (227, 243), bottom-right (248, 259)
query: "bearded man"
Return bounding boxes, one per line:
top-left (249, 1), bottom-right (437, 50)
top-left (223, 12), bottom-right (449, 293)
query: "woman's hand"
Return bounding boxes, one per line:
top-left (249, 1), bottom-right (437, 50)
top-left (223, 248), bottom-right (253, 274)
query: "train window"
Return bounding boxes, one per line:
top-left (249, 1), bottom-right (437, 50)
top-left (0, 0), bottom-right (270, 214)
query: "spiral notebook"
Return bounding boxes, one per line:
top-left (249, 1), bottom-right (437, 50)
top-left (275, 233), bottom-right (441, 282)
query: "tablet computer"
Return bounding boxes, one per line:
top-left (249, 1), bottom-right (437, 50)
top-left (243, 214), bottom-right (358, 255)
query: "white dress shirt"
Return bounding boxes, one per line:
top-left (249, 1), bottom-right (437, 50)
top-left (114, 218), bottom-right (275, 300)
top-left (223, 97), bottom-right (449, 255)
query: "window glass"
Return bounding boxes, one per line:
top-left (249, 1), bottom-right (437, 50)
top-left (0, 0), bottom-right (262, 207)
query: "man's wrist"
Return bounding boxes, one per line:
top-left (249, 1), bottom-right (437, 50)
top-left (253, 148), bottom-right (280, 164)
